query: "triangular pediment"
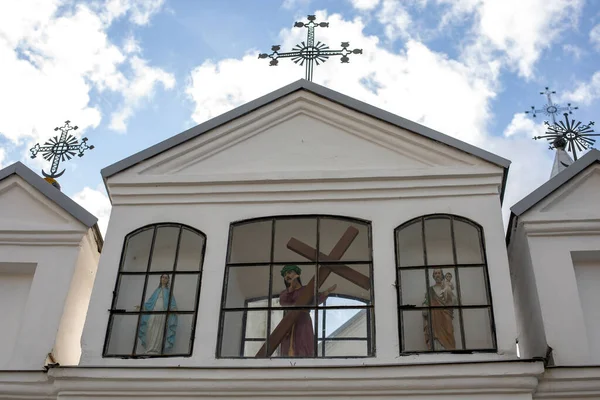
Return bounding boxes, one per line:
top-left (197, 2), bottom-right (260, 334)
top-left (0, 177), bottom-right (83, 231)
top-left (123, 93), bottom-right (494, 181)
top-left (539, 164), bottom-right (600, 215)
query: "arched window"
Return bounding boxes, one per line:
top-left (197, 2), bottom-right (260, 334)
top-left (103, 224), bottom-right (206, 358)
top-left (395, 215), bottom-right (496, 353)
top-left (218, 216), bottom-right (374, 358)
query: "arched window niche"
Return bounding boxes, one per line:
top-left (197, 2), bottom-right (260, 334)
top-left (395, 215), bottom-right (497, 354)
top-left (218, 215), bottom-right (375, 358)
top-left (103, 223), bottom-right (206, 358)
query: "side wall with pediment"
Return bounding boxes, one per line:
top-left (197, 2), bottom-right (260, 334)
top-left (510, 162), bottom-right (600, 366)
top-left (0, 175), bottom-right (98, 369)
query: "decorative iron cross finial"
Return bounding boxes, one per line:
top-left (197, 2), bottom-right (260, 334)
top-left (30, 120), bottom-right (94, 178)
top-left (533, 113), bottom-right (597, 161)
top-left (258, 15), bottom-right (363, 81)
top-left (525, 86), bottom-right (578, 124)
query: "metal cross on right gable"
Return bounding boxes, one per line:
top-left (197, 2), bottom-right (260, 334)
top-left (525, 86), bottom-right (578, 125)
top-left (258, 15), bottom-right (363, 81)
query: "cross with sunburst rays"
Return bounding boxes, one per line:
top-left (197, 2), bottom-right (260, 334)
top-left (533, 113), bottom-right (598, 161)
top-left (525, 86), bottom-right (578, 124)
top-left (30, 120), bottom-right (94, 179)
top-left (258, 15), bottom-right (362, 81)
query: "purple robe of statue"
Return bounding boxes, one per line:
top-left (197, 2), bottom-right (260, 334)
top-left (279, 285), bottom-right (327, 357)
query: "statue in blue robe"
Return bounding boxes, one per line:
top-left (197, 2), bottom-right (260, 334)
top-left (138, 274), bottom-right (178, 354)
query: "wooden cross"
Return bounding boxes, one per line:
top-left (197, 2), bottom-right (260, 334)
top-left (255, 226), bottom-right (371, 357)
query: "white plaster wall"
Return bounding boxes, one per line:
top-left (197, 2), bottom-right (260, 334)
top-left (0, 244), bottom-right (81, 370)
top-left (53, 230), bottom-right (100, 366)
top-left (81, 191), bottom-right (518, 367)
top-left (0, 263), bottom-right (36, 366)
top-left (572, 252), bottom-right (600, 363)
top-left (526, 234), bottom-right (600, 365)
top-left (507, 225), bottom-right (547, 359)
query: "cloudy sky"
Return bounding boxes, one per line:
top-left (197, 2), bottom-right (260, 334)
top-left (1, 0), bottom-right (599, 236)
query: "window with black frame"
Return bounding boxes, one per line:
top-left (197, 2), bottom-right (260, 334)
top-left (103, 223), bottom-right (206, 358)
top-left (218, 216), bottom-right (374, 358)
top-left (395, 215), bottom-right (496, 353)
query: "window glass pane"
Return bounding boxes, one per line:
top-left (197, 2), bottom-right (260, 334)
top-left (171, 274), bottom-right (199, 311)
top-left (430, 308), bottom-right (463, 351)
top-left (320, 308), bottom-right (368, 339)
top-left (142, 274), bottom-right (174, 312)
top-left (243, 341), bottom-right (264, 357)
top-left (273, 308), bottom-right (316, 357)
top-left (229, 221), bottom-right (272, 263)
top-left (220, 310), bottom-right (266, 357)
top-left (320, 218), bottom-right (370, 262)
top-left (150, 226), bottom-right (179, 271)
top-left (463, 308), bottom-right (494, 349)
top-left (106, 314), bottom-right (138, 355)
top-left (176, 229), bottom-right (204, 271)
top-left (402, 310), bottom-right (430, 352)
top-left (244, 310), bottom-right (269, 339)
top-left (322, 339), bottom-right (368, 357)
top-left (272, 264), bottom-right (316, 307)
top-left (319, 264), bottom-right (371, 304)
top-left (274, 218), bottom-right (317, 263)
top-left (424, 217), bottom-right (453, 265)
top-left (115, 275), bottom-right (145, 311)
top-left (454, 220), bottom-right (483, 264)
top-left (167, 313), bottom-right (194, 355)
top-left (425, 268), bottom-right (458, 307)
top-left (397, 220), bottom-right (424, 267)
top-left (122, 228), bottom-right (154, 272)
top-left (458, 267), bottom-right (489, 305)
top-left (399, 269), bottom-right (426, 306)
top-left (225, 265), bottom-right (270, 309)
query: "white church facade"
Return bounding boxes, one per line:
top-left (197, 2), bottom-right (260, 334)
top-left (0, 80), bottom-right (598, 399)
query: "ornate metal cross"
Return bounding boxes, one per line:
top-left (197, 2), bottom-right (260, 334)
top-left (30, 120), bottom-right (94, 178)
top-left (258, 15), bottom-right (363, 81)
top-left (534, 113), bottom-right (597, 161)
top-left (525, 86), bottom-right (578, 124)
top-left (255, 226), bottom-right (371, 357)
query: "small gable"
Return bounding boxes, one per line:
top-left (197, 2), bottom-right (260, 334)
top-left (540, 164), bottom-right (600, 214)
top-left (0, 176), bottom-right (85, 231)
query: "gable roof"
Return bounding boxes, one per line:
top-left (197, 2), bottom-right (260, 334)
top-left (0, 161), bottom-right (98, 228)
top-left (101, 79), bottom-right (511, 201)
top-left (506, 149), bottom-right (600, 246)
top-left (511, 148), bottom-right (600, 217)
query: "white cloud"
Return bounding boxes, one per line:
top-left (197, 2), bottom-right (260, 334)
top-left (590, 24), bottom-right (600, 51)
top-left (0, 148), bottom-right (6, 169)
top-left (349, 0), bottom-right (381, 11)
top-left (281, 0), bottom-right (312, 10)
top-left (561, 71), bottom-right (600, 105)
top-left (439, 0), bottom-right (584, 78)
top-left (72, 184), bottom-right (112, 237)
top-left (110, 56), bottom-right (175, 132)
top-left (102, 0), bottom-right (165, 25)
top-left (0, 0), bottom-right (173, 148)
top-left (377, 0), bottom-right (413, 41)
top-left (562, 43), bottom-right (585, 60)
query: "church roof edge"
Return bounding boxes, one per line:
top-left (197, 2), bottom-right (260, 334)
top-left (101, 79), bottom-right (511, 200)
top-left (0, 161), bottom-right (98, 229)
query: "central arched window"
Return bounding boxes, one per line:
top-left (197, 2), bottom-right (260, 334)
top-left (103, 223), bottom-right (206, 358)
top-left (395, 215), bottom-right (496, 353)
top-left (218, 216), bottom-right (374, 358)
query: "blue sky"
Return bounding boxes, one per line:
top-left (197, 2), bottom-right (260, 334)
top-left (1, 0), bottom-right (600, 234)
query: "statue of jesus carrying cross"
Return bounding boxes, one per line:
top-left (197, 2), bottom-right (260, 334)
top-left (256, 225), bottom-right (371, 357)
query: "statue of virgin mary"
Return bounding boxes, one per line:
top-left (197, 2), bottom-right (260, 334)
top-left (138, 274), bottom-right (178, 354)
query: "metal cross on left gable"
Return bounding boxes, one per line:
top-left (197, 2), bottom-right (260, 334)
top-left (258, 15), bottom-right (363, 81)
top-left (30, 120), bottom-right (94, 179)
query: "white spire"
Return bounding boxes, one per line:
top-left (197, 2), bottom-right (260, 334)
top-left (550, 138), bottom-right (573, 178)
